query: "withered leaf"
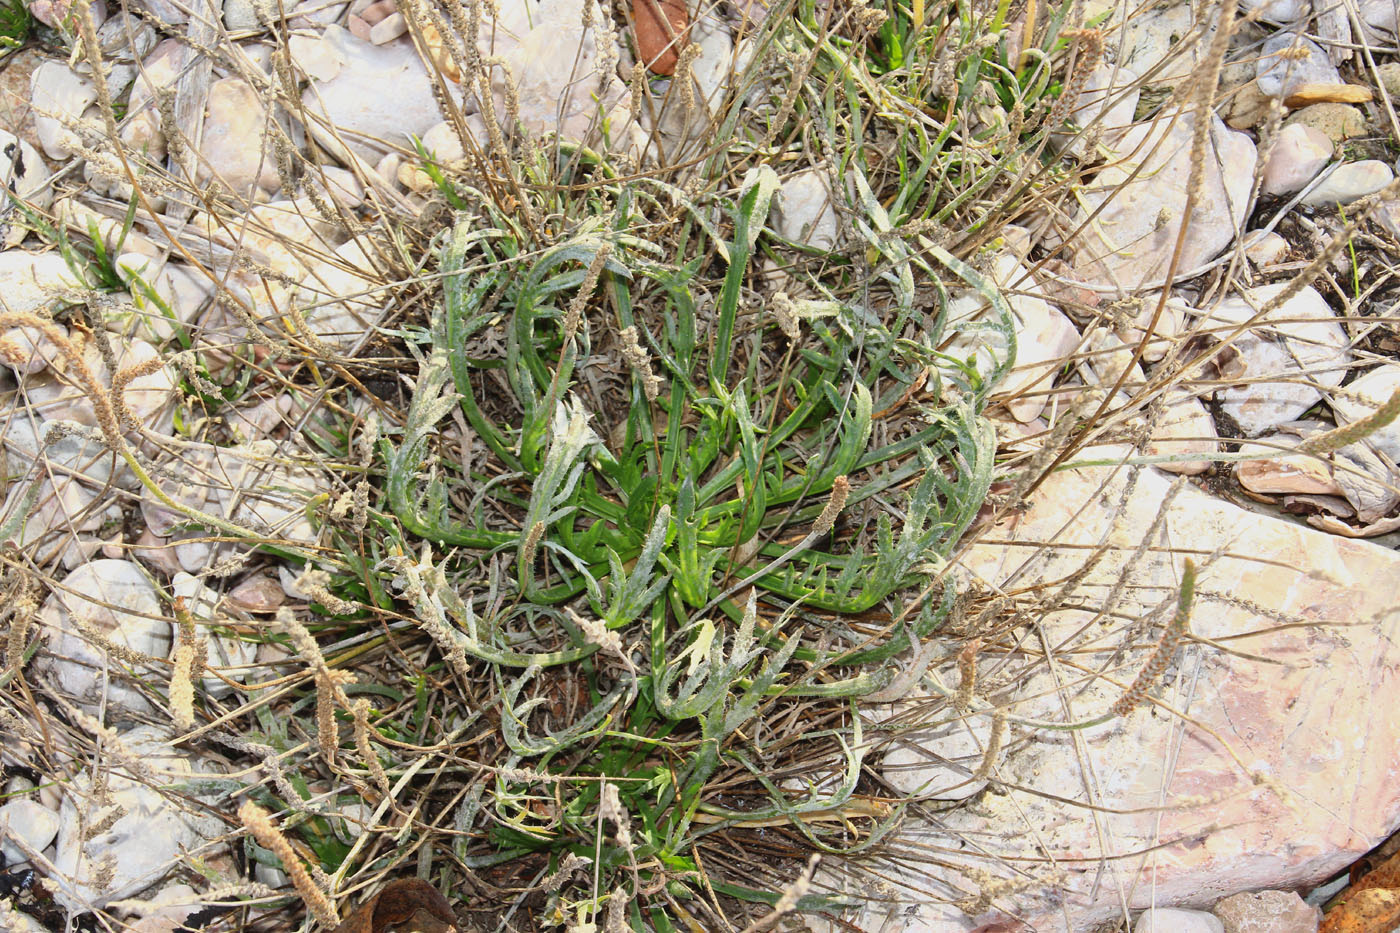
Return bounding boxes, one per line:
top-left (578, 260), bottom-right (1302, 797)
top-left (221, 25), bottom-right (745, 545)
top-left (333, 879), bottom-right (456, 933)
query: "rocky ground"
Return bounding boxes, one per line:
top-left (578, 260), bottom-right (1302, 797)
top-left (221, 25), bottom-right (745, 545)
top-left (1, 0), bottom-right (1400, 931)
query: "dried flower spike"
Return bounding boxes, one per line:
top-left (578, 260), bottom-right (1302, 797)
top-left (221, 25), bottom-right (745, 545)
top-left (238, 802), bottom-right (340, 927)
top-left (955, 638), bottom-right (982, 712)
top-left (619, 325), bottom-right (663, 402)
top-left (811, 476), bottom-right (850, 538)
top-left (1110, 559), bottom-right (1196, 717)
top-left (1300, 385), bottom-right (1400, 454)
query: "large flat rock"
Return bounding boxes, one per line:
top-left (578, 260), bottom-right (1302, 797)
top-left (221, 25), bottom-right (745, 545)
top-left (815, 455), bottom-right (1400, 932)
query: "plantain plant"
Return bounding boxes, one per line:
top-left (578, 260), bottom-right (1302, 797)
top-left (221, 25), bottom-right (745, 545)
top-left (375, 163), bottom-right (1011, 926)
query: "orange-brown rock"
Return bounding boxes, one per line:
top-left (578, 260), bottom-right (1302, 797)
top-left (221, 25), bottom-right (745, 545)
top-left (633, 0), bottom-right (690, 75)
top-left (420, 21), bottom-right (462, 83)
top-left (1284, 83), bottom-right (1374, 107)
top-left (1320, 887), bottom-right (1400, 933)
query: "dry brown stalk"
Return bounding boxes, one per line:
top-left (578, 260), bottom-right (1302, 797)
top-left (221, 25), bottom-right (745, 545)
top-left (169, 642), bottom-right (197, 730)
top-left (295, 569), bottom-right (359, 616)
top-left (972, 711), bottom-right (1007, 782)
top-left (564, 243), bottom-right (612, 343)
top-left (521, 520), bottom-right (546, 572)
top-left (238, 801), bottom-right (340, 927)
top-left (1046, 29), bottom-right (1103, 132)
top-left (3, 574), bottom-right (37, 678)
top-left (315, 669), bottom-right (356, 766)
top-left (771, 291), bottom-right (801, 341)
top-left (618, 325), bottom-right (663, 402)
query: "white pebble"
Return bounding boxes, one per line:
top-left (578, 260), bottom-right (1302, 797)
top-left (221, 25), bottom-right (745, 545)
top-left (1301, 161), bottom-right (1394, 207)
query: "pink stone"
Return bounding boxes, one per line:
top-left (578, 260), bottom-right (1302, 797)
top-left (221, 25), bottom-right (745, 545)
top-left (359, 0), bottom-right (396, 23)
top-left (130, 528), bottom-right (183, 576)
top-left (1262, 124), bottom-right (1334, 197)
top-left (1212, 890), bottom-right (1320, 933)
top-left (194, 78), bottom-right (281, 197)
top-left (1245, 232), bottom-right (1289, 266)
top-left (1236, 454), bottom-right (1341, 495)
top-left (347, 13), bottom-right (372, 40)
top-left (369, 11), bottom-right (407, 44)
top-left (1147, 388), bottom-right (1219, 475)
top-left (225, 573), bottom-right (286, 613)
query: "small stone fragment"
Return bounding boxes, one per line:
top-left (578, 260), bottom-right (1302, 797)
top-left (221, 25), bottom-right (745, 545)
top-left (52, 725), bottom-right (222, 911)
top-left (369, 11), bottom-right (406, 44)
top-left (0, 799), bottom-right (61, 864)
top-left (1257, 33), bottom-right (1342, 99)
top-left (1240, 0), bottom-right (1308, 20)
top-left (359, 0), bottom-right (394, 21)
top-left (194, 77), bottom-right (282, 198)
top-left (1284, 104), bottom-right (1367, 144)
top-left (1330, 364), bottom-right (1400, 461)
top-left (1208, 284), bottom-right (1350, 436)
top-left (226, 573), bottom-right (286, 612)
top-left (774, 169), bottom-right (838, 250)
top-left (36, 559), bottom-right (170, 718)
top-left (1373, 199), bottom-right (1400, 237)
top-left (29, 61), bottom-right (98, 160)
top-left (223, 0), bottom-right (261, 30)
top-left (1226, 81), bottom-right (1276, 130)
top-left (1237, 451), bottom-right (1341, 496)
top-left (1300, 160), bottom-right (1394, 207)
top-left (1378, 62), bottom-right (1400, 99)
top-left (1261, 123), bottom-right (1333, 196)
top-left (1065, 108), bottom-right (1256, 287)
top-left (1245, 232), bottom-right (1289, 265)
top-left (1361, 0), bottom-right (1398, 35)
top-left (1147, 388), bottom-right (1219, 475)
top-left (0, 131), bottom-right (51, 250)
top-left (1135, 907), bottom-right (1226, 933)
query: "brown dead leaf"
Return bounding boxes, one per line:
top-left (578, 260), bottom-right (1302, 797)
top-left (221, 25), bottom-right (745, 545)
top-left (633, 0), bottom-right (690, 75)
top-left (332, 879), bottom-right (457, 933)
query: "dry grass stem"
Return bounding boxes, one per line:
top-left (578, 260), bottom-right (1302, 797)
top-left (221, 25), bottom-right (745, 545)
top-left (1300, 386), bottom-right (1400, 454)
